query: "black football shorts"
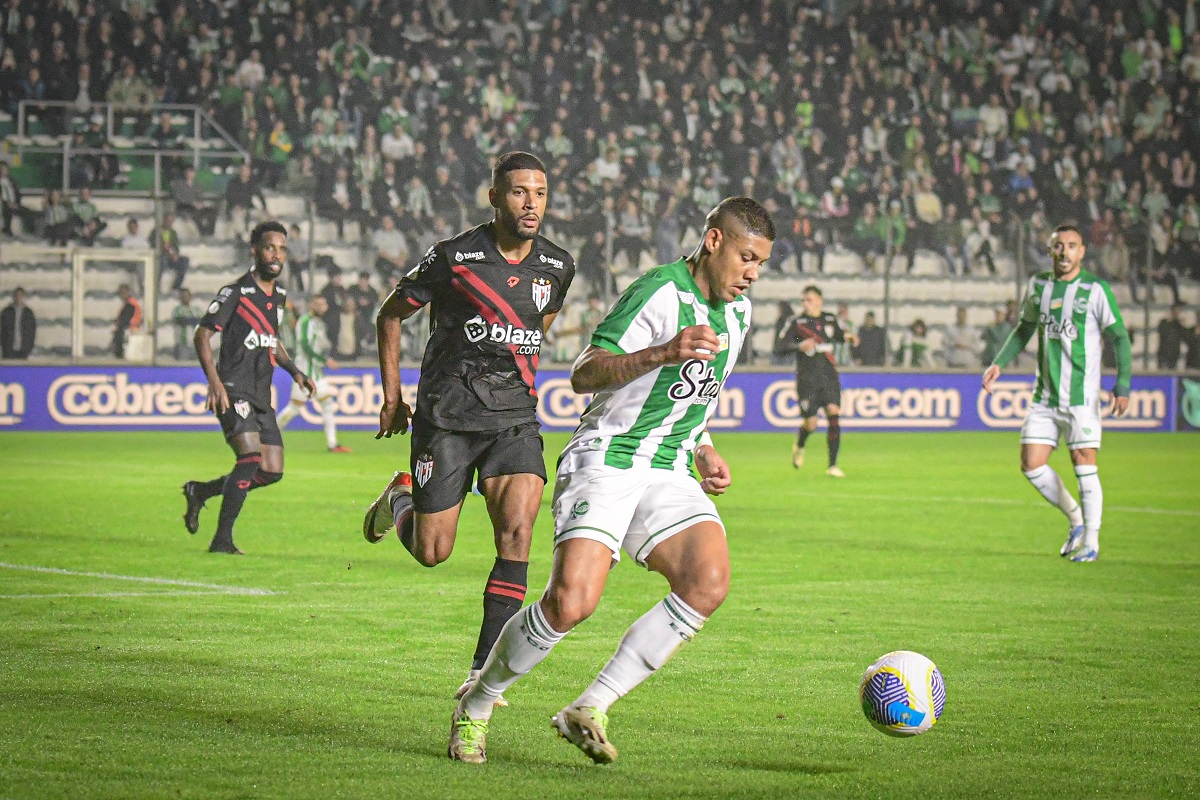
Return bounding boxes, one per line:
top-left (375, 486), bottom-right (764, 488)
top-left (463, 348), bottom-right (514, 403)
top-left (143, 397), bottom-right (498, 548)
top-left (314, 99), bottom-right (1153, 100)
top-left (796, 371), bottom-right (843, 418)
top-left (409, 417), bottom-right (547, 514)
top-left (217, 399), bottom-right (284, 446)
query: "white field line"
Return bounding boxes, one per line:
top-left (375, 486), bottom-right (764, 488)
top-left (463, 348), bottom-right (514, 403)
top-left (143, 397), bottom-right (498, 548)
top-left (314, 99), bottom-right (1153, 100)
top-left (784, 491), bottom-right (1200, 517)
top-left (0, 591), bottom-right (257, 599)
top-left (0, 562), bottom-right (278, 595)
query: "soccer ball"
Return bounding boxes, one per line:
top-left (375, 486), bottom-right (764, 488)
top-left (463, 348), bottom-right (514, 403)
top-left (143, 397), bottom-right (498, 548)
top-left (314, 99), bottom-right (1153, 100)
top-left (859, 650), bottom-right (945, 737)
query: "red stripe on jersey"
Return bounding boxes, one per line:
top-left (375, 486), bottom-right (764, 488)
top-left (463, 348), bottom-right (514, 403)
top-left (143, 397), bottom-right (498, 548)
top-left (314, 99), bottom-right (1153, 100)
top-left (451, 265), bottom-right (525, 329)
top-left (237, 306), bottom-right (266, 334)
top-left (795, 320), bottom-right (837, 366)
top-left (450, 274), bottom-right (538, 395)
top-left (239, 297), bottom-right (274, 332)
top-left (405, 296), bottom-right (423, 308)
top-left (484, 585), bottom-right (527, 601)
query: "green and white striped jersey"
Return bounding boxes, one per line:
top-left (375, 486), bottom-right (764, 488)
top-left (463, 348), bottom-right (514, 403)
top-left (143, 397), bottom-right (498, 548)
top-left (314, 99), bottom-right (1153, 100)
top-left (294, 313), bottom-right (331, 380)
top-left (560, 259), bottom-right (751, 473)
top-left (1019, 268), bottom-right (1124, 408)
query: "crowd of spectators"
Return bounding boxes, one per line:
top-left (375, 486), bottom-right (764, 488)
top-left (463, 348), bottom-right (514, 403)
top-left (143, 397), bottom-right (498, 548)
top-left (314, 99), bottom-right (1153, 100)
top-left (3, 0), bottom-right (1200, 310)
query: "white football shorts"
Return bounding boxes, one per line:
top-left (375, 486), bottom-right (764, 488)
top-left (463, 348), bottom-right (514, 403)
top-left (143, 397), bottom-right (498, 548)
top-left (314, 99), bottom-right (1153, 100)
top-left (550, 464), bottom-right (724, 566)
top-left (1019, 401), bottom-right (1102, 450)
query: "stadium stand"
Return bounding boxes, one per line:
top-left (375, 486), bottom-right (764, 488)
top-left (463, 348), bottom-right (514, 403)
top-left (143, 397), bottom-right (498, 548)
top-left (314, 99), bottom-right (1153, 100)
top-left (1, 0), bottom-right (1198, 366)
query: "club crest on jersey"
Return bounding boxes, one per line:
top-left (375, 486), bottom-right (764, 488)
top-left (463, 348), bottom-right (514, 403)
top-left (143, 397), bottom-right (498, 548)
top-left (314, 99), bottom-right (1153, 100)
top-left (677, 290), bottom-right (695, 305)
top-left (570, 499), bottom-right (590, 518)
top-left (668, 360), bottom-right (722, 405)
top-left (539, 253), bottom-right (564, 269)
top-left (507, 276), bottom-right (519, 287)
top-left (234, 400), bottom-right (250, 419)
top-left (1073, 296), bottom-right (1089, 314)
top-left (415, 454), bottom-right (434, 487)
top-left (532, 277), bottom-right (552, 311)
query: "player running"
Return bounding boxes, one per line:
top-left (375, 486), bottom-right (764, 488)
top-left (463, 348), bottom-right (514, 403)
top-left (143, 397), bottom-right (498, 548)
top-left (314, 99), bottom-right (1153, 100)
top-left (786, 285), bottom-right (856, 477)
top-left (983, 224), bottom-right (1132, 562)
top-left (361, 152), bottom-right (575, 699)
top-left (449, 197), bottom-right (774, 765)
top-left (182, 221), bottom-right (315, 554)
top-left (276, 295), bottom-right (352, 453)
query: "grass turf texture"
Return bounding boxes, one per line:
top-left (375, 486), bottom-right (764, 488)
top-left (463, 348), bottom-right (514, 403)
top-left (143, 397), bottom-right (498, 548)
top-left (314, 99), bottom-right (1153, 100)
top-left (0, 431), bottom-right (1197, 799)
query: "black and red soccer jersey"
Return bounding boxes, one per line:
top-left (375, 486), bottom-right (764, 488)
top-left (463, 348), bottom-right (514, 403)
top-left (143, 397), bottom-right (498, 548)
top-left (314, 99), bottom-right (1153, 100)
top-left (199, 271), bottom-right (287, 410)
top-left (787, 311), bottom-right (844, 379)
top-left (395, 223), bottom-right (575, 431)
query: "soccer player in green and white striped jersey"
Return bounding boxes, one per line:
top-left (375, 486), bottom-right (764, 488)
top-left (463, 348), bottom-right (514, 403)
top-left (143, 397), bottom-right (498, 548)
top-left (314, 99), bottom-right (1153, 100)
top-left (450, 197), bottom-right (775, 765)
top-left (983, 224), bottom-right (1132, 562)
top-left (276, 295), bottom-right (351, 452)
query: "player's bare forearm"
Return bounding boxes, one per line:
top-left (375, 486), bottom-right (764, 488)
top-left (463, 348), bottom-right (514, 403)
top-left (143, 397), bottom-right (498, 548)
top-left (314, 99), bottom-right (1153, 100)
top-left (376, 290), bottom-right (418, 403)
top-left (571, 344), bottom-right (668, 394)
top-left (572, 326), bottom-right (719, 394)
top-left (194, 327), bottom-right (221, 389)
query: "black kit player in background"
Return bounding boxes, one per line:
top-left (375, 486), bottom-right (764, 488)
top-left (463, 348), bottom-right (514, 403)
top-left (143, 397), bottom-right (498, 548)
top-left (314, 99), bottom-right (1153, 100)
top-left (786, 285), bottom-right (857, 478)
top-left (182, 221), bottom-right (316, 554)
top-left (361, 151), bottom-right (575, 700)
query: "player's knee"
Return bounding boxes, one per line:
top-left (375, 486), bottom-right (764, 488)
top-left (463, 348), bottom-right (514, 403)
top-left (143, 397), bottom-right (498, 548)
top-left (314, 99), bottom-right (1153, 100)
top-left (252, 470), bottom-right (283, 488)
top-left (541, 586), bottom-right (596, 631)
top-left (680, 565), bottom-right (729, 617)
top-left (411, 536), bottom-right (453, 567)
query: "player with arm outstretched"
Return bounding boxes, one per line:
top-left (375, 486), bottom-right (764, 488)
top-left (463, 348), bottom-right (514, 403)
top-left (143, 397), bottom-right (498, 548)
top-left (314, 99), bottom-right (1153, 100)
top-left (983, 224), bottom-right (1132, 562)
top-left (449, 197), bottom-right (774, 765)
top-left (787, 285), bottom-right (857, 477)
top-left (181, 221), bottom-right (316, 554)
top-left (361, 152), bottom-right (575, 700)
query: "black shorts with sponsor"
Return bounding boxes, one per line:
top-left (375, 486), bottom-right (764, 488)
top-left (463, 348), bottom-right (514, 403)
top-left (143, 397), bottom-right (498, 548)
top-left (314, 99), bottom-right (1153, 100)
top-left (796, 372), bottom-right (842, 418)
top-left (217, 398), bottom-right (283, 446)
top-left (409, 415), bottom-right (546, 514)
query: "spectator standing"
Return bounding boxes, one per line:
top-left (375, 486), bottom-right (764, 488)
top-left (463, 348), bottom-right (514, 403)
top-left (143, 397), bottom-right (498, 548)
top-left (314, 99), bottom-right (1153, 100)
top-left (944, 307), bottom-right (979, 368)
top-left (853, 311), bottom-right (887, 366)
top-left (288, 224), bottom-right (312, 292)
top-left (980, 306), bottom-right (1014, 367)
top-left (152, 212), bottom-right (191, 291)
top-left (1157, 303), bottom-right (1188, 371)
top-left (834, 302), bottom-right (856, 366)
top-left (171, 287), bottom-right (203, 361)
top-left (111, 284), bottom-right (142, 359)
top-left (319, 268), bottom-right (349, 351)
top-left (0, 287), bottom-right (36, 359)
top-left (225, 162), bottom-right (267, 236)
top-left (348, 271), bottom-right (379, 354)
top-left (1, 162), bottom-right (38, 236)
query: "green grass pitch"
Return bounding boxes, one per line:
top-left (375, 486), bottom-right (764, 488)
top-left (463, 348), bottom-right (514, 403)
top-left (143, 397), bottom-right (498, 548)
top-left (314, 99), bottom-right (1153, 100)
top-left (1, 430), bottom-right (1198, 799)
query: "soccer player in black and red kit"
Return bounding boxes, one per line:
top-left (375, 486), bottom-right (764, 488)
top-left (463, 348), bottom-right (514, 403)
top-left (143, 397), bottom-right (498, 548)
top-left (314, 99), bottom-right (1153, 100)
top-left (182, 221), bottom-right (316, 554)
top-left (361, 152), bottom-right (575, 700)
top-left (786, 285), bottom-right (856, 478)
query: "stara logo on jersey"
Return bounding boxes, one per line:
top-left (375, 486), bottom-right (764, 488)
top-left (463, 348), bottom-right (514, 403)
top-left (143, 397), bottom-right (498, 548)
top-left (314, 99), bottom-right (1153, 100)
top-left (977, 380), bottom-right (1167, 429)
top-left (535, 377), bottom-right (746, 431)
top-left (762, 380), bottom-right (962, 429)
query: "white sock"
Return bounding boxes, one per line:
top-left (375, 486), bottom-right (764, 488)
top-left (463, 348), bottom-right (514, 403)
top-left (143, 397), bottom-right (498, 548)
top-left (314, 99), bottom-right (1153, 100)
top-left (461, 602), bottom-right (565, 721)
top-left (277, 400), bottom-right (304, 428)
top-left (1074, 465), bottom-right (1102, 551)
top-left (572, 592), bottom-right (707, 714)
top-left (319, 400), bottom-right (338, 449)
top-left (1023, 465), bottom-right (1083, 527)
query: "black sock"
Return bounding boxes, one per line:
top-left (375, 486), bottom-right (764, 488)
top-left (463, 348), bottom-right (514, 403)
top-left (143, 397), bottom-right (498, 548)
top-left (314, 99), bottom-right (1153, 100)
top-left (250, 470), bottom-right (282, 490)
top-left (389, 491), bottom-right (416, 554)
top-left (797, 427), bottom-right (812, 448)
top-left (471, 558), bottom-right (528, 670)
top-left (828, 415), bottom-right (841, 466)
top-left (211, 453), bottom-right (261, 548)
top-left (196, 476), bottom-right (226, 502)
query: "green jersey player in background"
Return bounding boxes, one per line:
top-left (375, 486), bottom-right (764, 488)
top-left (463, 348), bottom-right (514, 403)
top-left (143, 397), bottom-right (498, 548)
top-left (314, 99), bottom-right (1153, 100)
top-left (983, 224), bottom-right (1132, 563)
top-left (449, 197), bottom-right (775, 765)
top-left (277, 294), bottom-right (352, 453)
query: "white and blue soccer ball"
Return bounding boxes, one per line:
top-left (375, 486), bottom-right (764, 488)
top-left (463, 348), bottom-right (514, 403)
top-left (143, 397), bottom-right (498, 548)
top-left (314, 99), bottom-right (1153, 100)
top-left (859, 650), bottom-right (945, 737)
